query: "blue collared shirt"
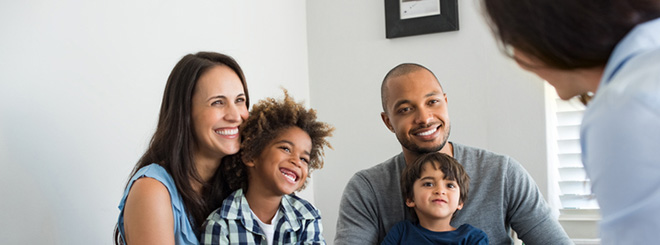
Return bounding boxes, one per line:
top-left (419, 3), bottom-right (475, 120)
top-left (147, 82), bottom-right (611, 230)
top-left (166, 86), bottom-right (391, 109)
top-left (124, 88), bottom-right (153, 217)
top-left (581, 17), bottom-right (660, 245)
top-left (201, 189), bottom-right (325, 245)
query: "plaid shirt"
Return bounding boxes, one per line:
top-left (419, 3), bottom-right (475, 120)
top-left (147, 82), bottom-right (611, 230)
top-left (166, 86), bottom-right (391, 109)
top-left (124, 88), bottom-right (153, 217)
top-left (201, 189), bottom-right (325, 245)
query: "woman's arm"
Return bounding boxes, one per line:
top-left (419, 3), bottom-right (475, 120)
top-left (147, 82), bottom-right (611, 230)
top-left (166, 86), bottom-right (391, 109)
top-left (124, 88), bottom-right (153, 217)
top-left (123, 177), bottom-right (175, 245)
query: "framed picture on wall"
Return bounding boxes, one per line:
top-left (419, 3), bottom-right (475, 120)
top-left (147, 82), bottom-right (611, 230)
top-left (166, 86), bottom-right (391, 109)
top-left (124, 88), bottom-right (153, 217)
top-left (385, 0), bottom-right (459, 39)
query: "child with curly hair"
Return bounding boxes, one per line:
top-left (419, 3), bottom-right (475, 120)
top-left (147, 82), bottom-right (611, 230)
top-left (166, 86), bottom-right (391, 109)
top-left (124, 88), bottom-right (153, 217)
top-left (201, 90), bottom-right (333, 245)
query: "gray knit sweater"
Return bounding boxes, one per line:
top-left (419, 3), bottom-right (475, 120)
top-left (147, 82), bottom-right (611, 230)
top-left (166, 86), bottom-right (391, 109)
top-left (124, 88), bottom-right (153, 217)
top-left (334, 142), bottom-right (571, 245)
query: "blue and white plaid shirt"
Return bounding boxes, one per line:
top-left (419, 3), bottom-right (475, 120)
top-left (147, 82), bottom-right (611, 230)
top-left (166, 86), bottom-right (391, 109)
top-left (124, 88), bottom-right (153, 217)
top-left (201, 189), bottom-right (325, 245)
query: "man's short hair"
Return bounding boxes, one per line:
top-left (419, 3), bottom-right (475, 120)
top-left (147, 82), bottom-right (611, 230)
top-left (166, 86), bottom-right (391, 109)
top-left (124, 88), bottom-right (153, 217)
top-left (380, 63), bottom-right (443, 113)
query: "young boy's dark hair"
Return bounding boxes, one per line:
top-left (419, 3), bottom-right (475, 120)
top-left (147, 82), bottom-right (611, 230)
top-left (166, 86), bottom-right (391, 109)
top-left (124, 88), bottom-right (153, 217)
top-left (400, 152), bottom-right (470, 221)
top-left (221, 89), bottom-right (334, 193)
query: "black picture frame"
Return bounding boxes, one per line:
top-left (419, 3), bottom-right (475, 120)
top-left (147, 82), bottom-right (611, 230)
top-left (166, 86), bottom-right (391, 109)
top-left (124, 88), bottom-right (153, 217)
top-left (385, 0), bottom-right (459, 39)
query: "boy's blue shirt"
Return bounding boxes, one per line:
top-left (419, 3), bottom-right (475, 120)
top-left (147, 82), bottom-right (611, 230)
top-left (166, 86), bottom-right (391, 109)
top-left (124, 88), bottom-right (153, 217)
top-left (381, 220), bottom-right (488, 245)
top-left (200, 188), bottom-right (325, 245)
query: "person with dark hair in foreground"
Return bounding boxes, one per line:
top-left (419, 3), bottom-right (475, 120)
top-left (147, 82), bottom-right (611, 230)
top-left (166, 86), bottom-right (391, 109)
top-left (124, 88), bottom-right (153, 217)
top-left (481, 0), bottom-right (660, 244)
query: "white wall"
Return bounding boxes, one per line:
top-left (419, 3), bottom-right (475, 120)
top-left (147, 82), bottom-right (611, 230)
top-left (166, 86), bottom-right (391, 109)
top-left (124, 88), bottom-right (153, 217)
top-left (306, 1), bottom-right (548, 243)
top-left (0, 1), bottom-right (311, 244)
top-left (1, 1), bottom-right (552, 244)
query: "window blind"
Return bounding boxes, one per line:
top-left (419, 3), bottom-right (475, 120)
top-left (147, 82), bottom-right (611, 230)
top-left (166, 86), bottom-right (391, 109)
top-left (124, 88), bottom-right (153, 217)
top-left (552, 97), bottom-right (599, 210)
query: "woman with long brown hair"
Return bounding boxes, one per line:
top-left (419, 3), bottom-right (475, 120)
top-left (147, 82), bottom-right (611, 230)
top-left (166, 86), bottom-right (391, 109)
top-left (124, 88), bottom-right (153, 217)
top-left (115, 51), bottom-right (250, 244)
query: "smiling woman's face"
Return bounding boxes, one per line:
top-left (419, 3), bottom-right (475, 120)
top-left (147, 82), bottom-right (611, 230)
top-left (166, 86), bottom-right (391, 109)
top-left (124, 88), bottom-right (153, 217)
top-left (191, 65), bottom-right (249, 161)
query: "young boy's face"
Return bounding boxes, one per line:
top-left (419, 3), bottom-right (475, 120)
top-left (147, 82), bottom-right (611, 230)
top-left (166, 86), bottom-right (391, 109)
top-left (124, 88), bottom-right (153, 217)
top-left (406, 163), bottom-right (463, 223)
top-left (245, 126), bottom-right (312, 196)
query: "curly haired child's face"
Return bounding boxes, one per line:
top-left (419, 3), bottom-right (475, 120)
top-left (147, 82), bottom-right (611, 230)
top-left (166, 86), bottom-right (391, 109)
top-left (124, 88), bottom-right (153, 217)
top-left (406, 164), bottom-right (463, 225)
top-left (245, 126), bottom-right (311, 196)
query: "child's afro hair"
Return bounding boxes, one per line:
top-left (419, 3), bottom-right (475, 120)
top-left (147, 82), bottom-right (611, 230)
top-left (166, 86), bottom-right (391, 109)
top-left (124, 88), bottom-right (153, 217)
top-left (223, 89), bottom-right (334, 191)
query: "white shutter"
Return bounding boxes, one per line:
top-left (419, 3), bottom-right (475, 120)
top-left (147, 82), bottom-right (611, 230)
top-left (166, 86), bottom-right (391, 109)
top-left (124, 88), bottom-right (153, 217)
top-left (553, 97), bottom-right (599, 210)
top-left (545, 84), bottom-right (601, 242)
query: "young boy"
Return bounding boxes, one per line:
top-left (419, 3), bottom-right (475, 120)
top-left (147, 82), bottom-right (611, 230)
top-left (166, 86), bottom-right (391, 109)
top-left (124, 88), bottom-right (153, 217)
top-left (381, 152), bottom-right (488, 244)
top-left (201, 90), bottom-right (333, 245)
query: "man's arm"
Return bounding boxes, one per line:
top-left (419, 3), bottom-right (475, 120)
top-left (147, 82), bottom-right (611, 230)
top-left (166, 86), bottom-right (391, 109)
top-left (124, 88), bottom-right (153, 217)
top-left (505, 157), bottom-right (572, 245)
top-left (334, 173), bottom-right (381, 245)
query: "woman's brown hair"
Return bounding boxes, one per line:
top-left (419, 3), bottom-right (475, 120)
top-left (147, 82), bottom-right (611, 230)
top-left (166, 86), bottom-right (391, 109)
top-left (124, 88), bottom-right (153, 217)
top-left (482, 0), bottom-right (660, 104)
top-left (482, 0), bottom-right (660, 70)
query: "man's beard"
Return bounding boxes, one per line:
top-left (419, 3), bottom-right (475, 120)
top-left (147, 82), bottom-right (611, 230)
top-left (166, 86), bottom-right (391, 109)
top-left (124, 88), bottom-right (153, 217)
top-left (398, 124), bottom-right (451, 154)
